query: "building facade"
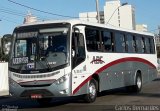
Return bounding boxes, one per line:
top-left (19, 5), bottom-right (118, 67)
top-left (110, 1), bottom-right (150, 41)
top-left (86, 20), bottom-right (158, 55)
top-left (136, 24), bottom-right (148, 32)
top-left (79, 11), bottom-right (104, 24)
top-left (23, 12), bottom-right (37, 24)
top-left (79, 0), bottom-right (136, 30)
top-left (104, 0), bottom-right (135, 30)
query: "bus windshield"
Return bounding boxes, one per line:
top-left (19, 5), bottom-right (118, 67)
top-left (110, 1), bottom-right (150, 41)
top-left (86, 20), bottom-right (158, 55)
top-left (9, 25), bottom-right (70, 74)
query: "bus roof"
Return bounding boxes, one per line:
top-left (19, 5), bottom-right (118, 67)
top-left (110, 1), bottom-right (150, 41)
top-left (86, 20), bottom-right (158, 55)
top-left (16, 19), bottom-right (154, 36)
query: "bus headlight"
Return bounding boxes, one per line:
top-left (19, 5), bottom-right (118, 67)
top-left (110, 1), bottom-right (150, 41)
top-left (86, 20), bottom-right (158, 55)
top-left (56, 74), bottom-right (70, 85)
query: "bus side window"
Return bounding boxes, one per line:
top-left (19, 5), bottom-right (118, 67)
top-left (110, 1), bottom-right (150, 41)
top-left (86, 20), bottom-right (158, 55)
top-left (142, 37), bottom-right (146, 53)
top-left (149, 38), bottom-right (155, 54)
top-left (115, 32), bottom-right (126, 53)
top-left (101, 31), bottom-right (113, 52)
top-left (77, 34), bottom-right (85, 59)
top-left (85, 28), bottom-right (101, 52)
top-left (126, 34), bottom-right (133, 53)
top-left (136, 36), bottom-right (143, 53)
top-left (132, 36), bottom-right (137, 53)
top-left (145, 37), bottom-right (150, 53)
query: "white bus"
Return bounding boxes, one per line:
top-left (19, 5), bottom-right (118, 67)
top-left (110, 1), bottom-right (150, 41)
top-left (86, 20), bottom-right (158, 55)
top-left (9, 19), bottom-right (157, 104)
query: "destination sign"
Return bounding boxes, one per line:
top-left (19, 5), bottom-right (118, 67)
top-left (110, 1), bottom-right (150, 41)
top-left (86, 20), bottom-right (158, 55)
top-left (17, 32), bottom-right (38, 38)
top-left (13, 57), bottom-right (28, 64)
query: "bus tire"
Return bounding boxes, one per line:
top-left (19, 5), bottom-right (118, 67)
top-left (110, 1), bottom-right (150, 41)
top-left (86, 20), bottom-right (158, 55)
top-left (127, 73), bottom-right (142, 93)
top-left (134, 74), bottom-right (142, 92)
top-left (84, 79), bottom-right (97, 103)
top-left (37, 98), bottom-right (52, 106)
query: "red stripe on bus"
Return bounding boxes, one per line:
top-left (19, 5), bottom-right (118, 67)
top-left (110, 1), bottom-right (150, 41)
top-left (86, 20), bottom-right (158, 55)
top-left (73, 76), bottom-right (92, 95)
top-left (73, 57), bottom-right (156, 95)
top-left (96, 57), bottom-right (156, 74)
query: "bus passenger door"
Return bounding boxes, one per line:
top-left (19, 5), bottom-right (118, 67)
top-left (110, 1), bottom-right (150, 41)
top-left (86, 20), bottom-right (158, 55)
top-left (72, 28), bottom-right (86, 68)
top-left (71, 28), bottom-right (87, 95)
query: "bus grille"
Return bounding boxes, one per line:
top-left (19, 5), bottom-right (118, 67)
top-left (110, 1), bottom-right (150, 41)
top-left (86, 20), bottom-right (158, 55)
top-left (13, 72), bottom-right (59, 79)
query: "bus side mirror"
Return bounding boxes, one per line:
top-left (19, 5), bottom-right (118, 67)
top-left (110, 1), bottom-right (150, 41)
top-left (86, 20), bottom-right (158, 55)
top-left (72, 49), bottom-right (75, 57)
top-left (2, 34), bottom-right (12, 56)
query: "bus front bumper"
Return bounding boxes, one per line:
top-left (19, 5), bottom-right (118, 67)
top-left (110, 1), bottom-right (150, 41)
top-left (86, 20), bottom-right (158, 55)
top-left (9, 77), bottom-right (72, 98)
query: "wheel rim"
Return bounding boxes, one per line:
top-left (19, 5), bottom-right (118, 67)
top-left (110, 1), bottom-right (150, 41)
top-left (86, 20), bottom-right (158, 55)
top-left (89, 83), bottom-right (96, 99)
top-left (137, 76), bottom-right (142, 89)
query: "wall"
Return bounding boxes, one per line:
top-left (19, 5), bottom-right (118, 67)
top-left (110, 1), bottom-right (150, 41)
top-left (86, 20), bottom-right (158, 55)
top-left (0, 62), bottom-right (9, 96)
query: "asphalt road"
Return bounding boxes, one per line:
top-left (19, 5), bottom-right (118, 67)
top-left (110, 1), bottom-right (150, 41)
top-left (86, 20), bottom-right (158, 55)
top-left (1, 76), bottom-right (160, 111)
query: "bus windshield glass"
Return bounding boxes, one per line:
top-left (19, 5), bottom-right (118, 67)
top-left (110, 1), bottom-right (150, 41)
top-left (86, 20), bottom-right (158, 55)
top-left (9, 24), bottom-right (70, 73)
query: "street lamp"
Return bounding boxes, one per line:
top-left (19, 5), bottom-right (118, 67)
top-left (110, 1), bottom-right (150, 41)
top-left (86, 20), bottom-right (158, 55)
top-left (106, 2), bottom-right (128, 25)
top-left (96, 0), bottom-right (100, 23)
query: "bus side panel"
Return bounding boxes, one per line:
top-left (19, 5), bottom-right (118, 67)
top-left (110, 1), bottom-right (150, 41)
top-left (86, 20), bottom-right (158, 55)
top-left (72, 52), bottom-right (157, 95)
top-left (148, 68), bottom-right (157, 82)
top-left (99, 62), bottom-right (133, 91)
top-left (132, 62), bottom-right (157, 85)
top-left (99, 61), bottom-right (156, 92)
top-left (72, 81), bottom-right (89, 96)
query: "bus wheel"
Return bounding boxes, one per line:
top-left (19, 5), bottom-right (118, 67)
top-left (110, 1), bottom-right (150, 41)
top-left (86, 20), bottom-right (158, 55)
top-left (84, 79), bottom-right (97, 103)
top-left (127, 74), bottom-right (142, 93)
top-left (134, 74), bottom-right (142, 92)
top-left (37, 98), bottom-right (52, 106)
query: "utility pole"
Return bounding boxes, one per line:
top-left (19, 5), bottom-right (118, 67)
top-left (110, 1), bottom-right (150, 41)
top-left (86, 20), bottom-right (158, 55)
top-left (96, 0), bottom-right (100, 23)
top-left (158, 26), bottom-right (160, 37)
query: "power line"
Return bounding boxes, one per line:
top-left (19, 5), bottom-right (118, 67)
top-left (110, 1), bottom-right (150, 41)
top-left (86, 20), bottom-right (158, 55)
top-left (0, 8), bottom-right (25, 16)
top-left (7, 0), bottom-right (78, 18)
top-left (2, 5), bottom-right (48, 19)
top-left (0, 4), bottom-right (26, 15)
top-left (0, 9), bottom-right (24, 17)
top-left (0, 17), bottom-right (19, 24)
top-left (0, 7), bottom-right (51, 21)
top-left (6, 0), bottom-right (98, 20)
top-left (1, 14), bottom-right (22, 22)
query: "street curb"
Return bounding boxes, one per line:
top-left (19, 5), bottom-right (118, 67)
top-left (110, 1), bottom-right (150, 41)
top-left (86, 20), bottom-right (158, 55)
top-left (0, 96), bottom-right (10, 100)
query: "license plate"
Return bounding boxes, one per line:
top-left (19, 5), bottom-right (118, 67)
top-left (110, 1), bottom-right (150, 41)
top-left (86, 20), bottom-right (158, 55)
top-left (31, 94), bottom-right (42, 99)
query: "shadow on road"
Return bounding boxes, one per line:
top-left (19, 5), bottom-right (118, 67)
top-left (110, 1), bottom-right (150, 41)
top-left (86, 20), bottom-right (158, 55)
top-left (1, 79), bottom-right (160, 110)
top-left (153, 78), bottom-right (160, 81)
top-left (0, 95), bottom-right (89, 110)
top-left (99, 85), bottom-right (160, 99)
top-left (1, 87), bottom-right (160, 110)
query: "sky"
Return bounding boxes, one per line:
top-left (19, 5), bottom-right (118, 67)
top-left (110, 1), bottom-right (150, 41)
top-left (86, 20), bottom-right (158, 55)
top-left (0, 0), bottom-right (160, 36)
